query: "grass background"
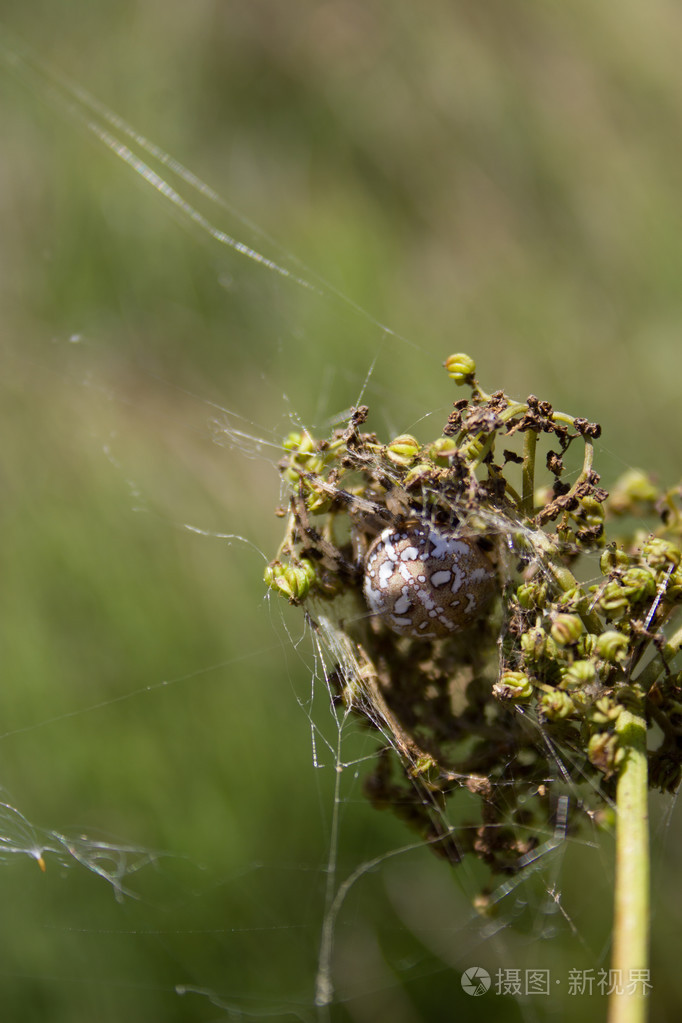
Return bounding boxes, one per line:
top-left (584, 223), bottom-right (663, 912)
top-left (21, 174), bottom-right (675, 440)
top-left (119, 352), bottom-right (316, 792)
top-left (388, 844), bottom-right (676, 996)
top-left (1, 2), bottom-right (681, 1020)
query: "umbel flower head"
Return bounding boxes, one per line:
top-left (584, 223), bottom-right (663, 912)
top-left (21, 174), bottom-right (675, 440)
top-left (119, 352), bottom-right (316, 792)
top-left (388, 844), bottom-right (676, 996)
top-left (266, 354), bottom-right (682, 873)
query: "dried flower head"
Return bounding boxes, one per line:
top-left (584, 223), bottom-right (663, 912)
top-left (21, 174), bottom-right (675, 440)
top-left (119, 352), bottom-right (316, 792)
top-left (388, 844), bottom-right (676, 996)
top-left (266, 355), bottom-right (682, 872)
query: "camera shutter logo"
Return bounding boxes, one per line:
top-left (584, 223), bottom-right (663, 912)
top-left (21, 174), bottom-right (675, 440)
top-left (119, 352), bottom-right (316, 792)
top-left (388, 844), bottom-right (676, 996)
top-left (461, 966), bottom-right (491, 996)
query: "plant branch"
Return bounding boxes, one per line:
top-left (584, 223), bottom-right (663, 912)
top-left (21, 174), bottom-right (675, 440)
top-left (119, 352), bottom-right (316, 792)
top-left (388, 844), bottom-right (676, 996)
top-left (608, 702), bottom-right (649, 1023)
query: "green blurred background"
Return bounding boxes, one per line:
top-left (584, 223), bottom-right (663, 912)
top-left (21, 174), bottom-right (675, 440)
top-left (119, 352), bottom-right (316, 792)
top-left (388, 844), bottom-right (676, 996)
top-left (1, 2), bottom-right (681, 1020)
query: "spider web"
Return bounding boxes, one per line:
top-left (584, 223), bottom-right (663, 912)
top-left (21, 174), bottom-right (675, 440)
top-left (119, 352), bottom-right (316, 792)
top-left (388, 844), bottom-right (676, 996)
top-left (0, 9), bottom-right (680, 1022)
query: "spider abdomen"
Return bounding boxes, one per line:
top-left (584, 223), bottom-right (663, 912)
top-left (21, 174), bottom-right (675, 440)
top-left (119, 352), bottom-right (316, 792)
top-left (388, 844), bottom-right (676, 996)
top-left (363, 523), bottom-right (496, 638)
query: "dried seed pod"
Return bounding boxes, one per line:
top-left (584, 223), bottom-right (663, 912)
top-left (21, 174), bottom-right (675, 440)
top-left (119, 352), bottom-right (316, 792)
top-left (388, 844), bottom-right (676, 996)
top-left (363, 522), bottom-right (496, 638)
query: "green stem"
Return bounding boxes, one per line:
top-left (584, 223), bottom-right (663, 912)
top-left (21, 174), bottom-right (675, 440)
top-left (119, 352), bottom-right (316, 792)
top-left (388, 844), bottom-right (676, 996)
top-left (608, 703), bottom-right (649, 1023)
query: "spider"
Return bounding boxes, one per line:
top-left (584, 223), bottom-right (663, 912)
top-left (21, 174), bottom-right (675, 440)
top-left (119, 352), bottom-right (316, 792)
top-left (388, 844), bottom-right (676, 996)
top-left (281, 426), bottom-right (504, 642)
top-left (362, 520), bottom-right (497, 639)
top-left (268, 376), bottom-right (605, 645)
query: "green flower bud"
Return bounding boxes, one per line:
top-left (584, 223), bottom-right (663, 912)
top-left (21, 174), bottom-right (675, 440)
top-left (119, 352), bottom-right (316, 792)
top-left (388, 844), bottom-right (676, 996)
top-left (494, 671), bottom-right (534, 701)
top-left (609, 469), bottom-right (658, 514)
top-left (282, 430), bottom-right (324, 482)
top-left (594, 806), bottom-right (616, 832)
top-left (403, 463), bottom-right (436, 488)
top-left (517, 581), bottom-right (548, 610)
top-left (386, 434), bottom-right (420, 467)
top-left (444, 352), bottom-right (476, 385)
top-left (588, 733), bottom-right (620, 777)
top-left (458, 435), bottom-right (485, 463)
top-left (576, 496), bottom-right (605, 524)
top-left (665, 567), bottom-right (682, 603)
top-left (642, 537), bottom-right (681, 570)
top-left (302, 454), bottom-right (325, 475)
top-left (596, 580), bottom-right (630, 616)
top-left (577, 632), bottom-right (598, 658)
top-left (305, 490), bottom-right (332, 514)
top-left (297, 477), bottom-right (332, 514)
top-left (521, 626), bottom-right (553, 660)
top-left (557, 586), bottom-right (586, 613)
top-left (283, 430), bottom-right (315, 454)
top-left (551, 614), bottom-right (583, 646)
top-left (264, 558), bottom-right (316, 603)
top-left (600, 545), bottom-right (631, 574)
top-left (428, 437), bottom-right (458, 466)
top-left (534, 484), bottom-right (554, 510)
top-left (595, 630), bottom-right (629, 664)
top-left (620, 566), bottom-right (657, 603)
top-left (590, 696), bottom-right (622, 726)
top-left (560, 659), bottom-right (597, 689)
top-left (410, 754), bottom-right (438, 777)
top-left (540, 690), bottom-right (575, 720)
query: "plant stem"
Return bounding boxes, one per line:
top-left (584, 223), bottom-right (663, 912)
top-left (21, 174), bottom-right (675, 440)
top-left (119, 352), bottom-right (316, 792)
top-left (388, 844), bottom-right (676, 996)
top-left (608, 704), bottom-right (649, 1023)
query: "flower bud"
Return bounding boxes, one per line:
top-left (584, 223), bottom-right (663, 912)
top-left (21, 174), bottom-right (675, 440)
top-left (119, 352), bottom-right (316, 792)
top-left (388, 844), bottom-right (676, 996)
top-left (428, 437), bottom-right (458, 465)
top-left (576, 496), bottom-right (605, 524)
top-left (577, 632), bottom-right (598, 658)
top-left (594, 806), bottom-right (616, 831)
top-left (551, 614), bottom-right (583, 646)
top-left (609, 469), bottom-right (658, 514)
top-left (540, 690), bottom-right (575, 720)
top-left (458, 435), bottom-right (485, 463)
top-left (600, 545), bottom-right (631, 574)
top-left (521, 626), bottom-right (554, 660)
top-left (560, 659), bottom-right (596, 689)
top-left (591, 697), bottom-right (622, 725)
top-left (595, 630), bottom-right (629, 664)
top-left (283, 430), bottom-right (315, 454)
top-left (557, 586), bottom-right (586, 613)
top-left (597, 580), bottom-right (630, 616)
top-left (534, 484), bottom-right (554, 510)
top-left (666, 567), bottom-right (682, 603)
top-left (386, 434), bottom-right (420, 467)
top-left (411, 754), bottom-right (437, 777)
top-left (264, 558), bottom-right (316, 603)
top-left (642, 537), bottom-right (681, 570)
top-left (588, 733), bottom-right (620, 777)
top-left (403, 463), bottom-right (435, 488)
top-left (444, 352), bottom-right (476, 385)
top-left (517, 581), bottom-right (548, 610)
top-left (494, 671), bottom-right (533, 701)
top-left (305, 489), bottom-right (332, 514)
top-left (620, 566), bottom-right (657, 603)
